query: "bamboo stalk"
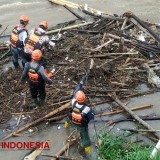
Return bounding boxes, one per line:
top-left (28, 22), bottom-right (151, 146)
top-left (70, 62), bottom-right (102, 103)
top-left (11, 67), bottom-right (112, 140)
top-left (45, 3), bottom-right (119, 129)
top-left (88, 52), bottom-right (138, 58)
top-left (49, 0), bottom-right (79, 9)
top-left (24, 141), bottom-right (48, 160)
top-left (109, 93), bottom-right (160, 140)
top-left (50, 140), bottom-right (75, 160)
top-left (64, 5), bottom-right (84, 20)
top-left (94, 39), bottom-right (114, 51)
top-left (0, 102), bottom-right (71, 141)
top-left (46, 22), bottom-right (93, 34)
top-left (95, 104), bottom-right (152, 117)
top-left (49, 0), bottom-right (108, 15)
top-left (41, 153), bottom-right (76, 160)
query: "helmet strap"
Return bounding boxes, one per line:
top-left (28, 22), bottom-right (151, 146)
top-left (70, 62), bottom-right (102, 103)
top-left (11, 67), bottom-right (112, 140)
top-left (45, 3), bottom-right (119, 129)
top-left (39, 25), bottom-right (46, 30)
top-left (20, 20), bottom-right (27, 26)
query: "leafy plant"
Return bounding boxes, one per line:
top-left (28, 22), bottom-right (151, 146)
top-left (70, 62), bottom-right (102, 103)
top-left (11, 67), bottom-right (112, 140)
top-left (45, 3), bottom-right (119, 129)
top-left (97, 132), bottom-right (158, 160)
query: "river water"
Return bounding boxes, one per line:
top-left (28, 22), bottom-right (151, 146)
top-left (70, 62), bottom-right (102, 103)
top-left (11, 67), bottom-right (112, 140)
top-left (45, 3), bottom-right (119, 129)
top-left (0, 0), bottom-right (160, 36)
top-left (1, 0), bottom-right (160, 160)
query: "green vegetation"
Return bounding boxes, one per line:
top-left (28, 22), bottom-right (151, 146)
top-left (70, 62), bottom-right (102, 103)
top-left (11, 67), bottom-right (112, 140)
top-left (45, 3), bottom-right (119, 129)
top-left (97, 132), bottom-right (160, 160)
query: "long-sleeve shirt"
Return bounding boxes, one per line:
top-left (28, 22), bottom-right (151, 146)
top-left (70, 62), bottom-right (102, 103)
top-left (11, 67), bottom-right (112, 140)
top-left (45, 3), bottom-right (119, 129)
top-left (29, 27), bottom-right (49, 45)
top-left (24, 27), bottom-right (52, 54)
top-left (22, 62), bottom-right (52, 84)
top-left (11, 25), bottom-right (28, 47)
top-left (19, 30), bottom-right (28, 46)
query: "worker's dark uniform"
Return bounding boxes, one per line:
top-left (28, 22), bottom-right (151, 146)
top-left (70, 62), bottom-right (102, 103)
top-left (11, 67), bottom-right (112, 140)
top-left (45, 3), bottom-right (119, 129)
top-left (68, 81), bottom-right (94, 148)
top-left (10, 25), bottom-right (28, 68)
top-left (22, 61), bottom-right (52, 104)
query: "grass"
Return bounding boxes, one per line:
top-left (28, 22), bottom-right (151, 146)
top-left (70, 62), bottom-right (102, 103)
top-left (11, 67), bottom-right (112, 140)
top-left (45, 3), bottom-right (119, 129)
top-left (97, 132), bottom-right (160, 160)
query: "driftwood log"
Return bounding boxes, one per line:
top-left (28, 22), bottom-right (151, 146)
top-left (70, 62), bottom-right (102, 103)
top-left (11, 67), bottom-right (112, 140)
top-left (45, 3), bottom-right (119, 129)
top-left (124, 11), bottom-right (160, 42)
top-left (109, 93), bottom-right (160, 140)
top-left (46, 21), bottom-right (93, 34)
top-left (64, 5), bottom-right (84, 20)
top-left (95, 104), bottom-right (152, 117)
top-left (0, 102), bottom-right (71, 141)
top-left (41, 153), bottom-right (76, 160)
top-left (50, 139), bottom-right (76, 160)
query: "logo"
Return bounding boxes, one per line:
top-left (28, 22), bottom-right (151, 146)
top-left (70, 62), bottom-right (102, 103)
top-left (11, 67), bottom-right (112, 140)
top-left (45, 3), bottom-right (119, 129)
top-left (1, 141), bottom-right (50, 149)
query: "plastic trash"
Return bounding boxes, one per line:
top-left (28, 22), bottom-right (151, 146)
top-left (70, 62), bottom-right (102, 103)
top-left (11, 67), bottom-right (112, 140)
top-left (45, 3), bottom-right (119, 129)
top-left (50, 66), bottom-right (55, 73)
top-left (49, 41), bottom-right (55, 47)
top-left (84, 4), bottom-right (88, 10)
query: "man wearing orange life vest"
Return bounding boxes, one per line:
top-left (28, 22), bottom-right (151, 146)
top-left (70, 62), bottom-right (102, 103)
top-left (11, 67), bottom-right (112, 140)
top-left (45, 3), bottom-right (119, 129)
top-left (10, 15), bottom-right (29, 69)
top-left (22, 49), bottom-right (52, 107)
top-left (24, 21), bottom-right (55, 67)
top-left (65, 75), bottom-right (94, 155)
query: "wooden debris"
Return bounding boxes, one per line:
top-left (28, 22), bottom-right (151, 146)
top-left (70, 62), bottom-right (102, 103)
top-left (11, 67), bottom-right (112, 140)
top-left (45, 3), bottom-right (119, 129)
top-left (64, 5), bottom-right (84, 20)
top-left (41, 153), bottom-right (76, 160)
top-left (24, 141), bottom-right (49, 160)
top-left (109, 93), bottom-right (160, 140)
top-left (95, 104), bottom-right (152, 117)
top-left (0, 102), bottom-right (71, 141)
top-left (46, 21), bottom-right (93, 34)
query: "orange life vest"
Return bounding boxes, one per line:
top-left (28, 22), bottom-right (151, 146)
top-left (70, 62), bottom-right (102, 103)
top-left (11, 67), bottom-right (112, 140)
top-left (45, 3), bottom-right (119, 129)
top-left (25, 28), bottom-right (45, 51)
top-left (28, 63), bottom-right (41, 82)
top-left (71, 103), bottom-right (86, 126)
top-left (10, 26), bottom-right (26, 48)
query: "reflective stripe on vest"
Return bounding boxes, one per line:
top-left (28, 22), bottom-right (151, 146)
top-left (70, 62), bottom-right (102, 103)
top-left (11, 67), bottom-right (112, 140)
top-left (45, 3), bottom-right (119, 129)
top-left (28, 64), bottom-right (41, 82)
top-left (71, 112), bottom-right (82, 125)
top-left (10, 27), bottom-right (25, 48)
top-left (26, 34), bottom-right (41, 51)
top-left (71, 103), bottom-right (85, 125)
top-left (28, 72), bottom-right (39, 82)
top-left (10, 33), bottom-right (18, 47)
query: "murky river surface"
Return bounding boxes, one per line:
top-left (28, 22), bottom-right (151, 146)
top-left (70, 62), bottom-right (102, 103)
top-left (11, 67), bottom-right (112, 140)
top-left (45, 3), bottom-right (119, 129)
top-left (1, 0), bottom-right (160, 160)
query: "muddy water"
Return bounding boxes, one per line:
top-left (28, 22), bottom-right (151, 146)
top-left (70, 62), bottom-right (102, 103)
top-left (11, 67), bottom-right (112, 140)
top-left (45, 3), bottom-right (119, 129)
top-left (0, 0), bottom-right (160, 36)
top-left (1, 0), bottom-right (160, 160)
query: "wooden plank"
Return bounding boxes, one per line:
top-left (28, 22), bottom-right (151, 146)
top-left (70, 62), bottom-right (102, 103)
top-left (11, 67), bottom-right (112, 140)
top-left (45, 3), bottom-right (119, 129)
top-left (95, 104), bottom-right (152, 117)
top-left (0, 102), bottom-right (71, 141)
top-left (46, 22), bottom-right (93, 34)
top-left (109, 93), bottom-right (160, 140)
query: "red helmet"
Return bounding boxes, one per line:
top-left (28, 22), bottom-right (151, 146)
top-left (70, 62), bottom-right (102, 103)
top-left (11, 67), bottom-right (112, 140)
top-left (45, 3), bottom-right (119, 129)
top-left (31, 50), bottom-right (42, 61)
top-left (76, 91), bottom-right (86, 103)
top-left (40, 21), bottom-right (48, 29)
top-left (19, 15), bottom-right (29, 24)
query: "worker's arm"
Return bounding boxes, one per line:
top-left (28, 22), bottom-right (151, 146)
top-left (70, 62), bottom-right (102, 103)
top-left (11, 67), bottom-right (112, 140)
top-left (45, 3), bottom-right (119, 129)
top-left (38, 66), bottom-right (52, 84)
top-left (82, 106), bottom-right (94, 121)
top-left (73, 75), bottom-right (87, 98)
top-left (22, 62), bottom-right (30, 80)
top-left (22, 31), bottom-right (28, 45)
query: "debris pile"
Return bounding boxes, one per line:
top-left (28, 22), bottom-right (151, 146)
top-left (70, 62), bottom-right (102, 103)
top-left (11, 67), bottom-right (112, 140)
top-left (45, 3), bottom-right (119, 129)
top-left (0, 1), bottom-right (160, 141)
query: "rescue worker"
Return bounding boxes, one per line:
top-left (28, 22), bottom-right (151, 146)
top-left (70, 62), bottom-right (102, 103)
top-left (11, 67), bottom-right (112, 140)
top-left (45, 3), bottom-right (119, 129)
top-left (64, 75), bottom-right (94, 156)
top-left (22, 49), bottom-right (52, 107)
top-left (10, 15), bottom-right (29, 69)
top-left (24, 21), bottom-right (55, 66)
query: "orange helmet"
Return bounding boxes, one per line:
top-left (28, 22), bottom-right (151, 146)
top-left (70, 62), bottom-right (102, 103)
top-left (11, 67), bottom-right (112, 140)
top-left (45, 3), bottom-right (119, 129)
top-left (39, 21), bottom-right (48, 30)
top-left (31, 50), bottom-right (42, 61)
top-left (19, 15), bottom-right (29, 24)
top-left (76, 91), bottom-right (86, 103)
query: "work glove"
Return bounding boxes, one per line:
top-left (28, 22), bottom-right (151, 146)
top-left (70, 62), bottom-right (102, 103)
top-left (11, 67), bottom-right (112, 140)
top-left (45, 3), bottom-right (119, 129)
top-left (80, 75), bottom-right (87, 84)
top-left (64, 121), bottom-right (69, 128)
top-left (47, 73), bottom-right (54, 78)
